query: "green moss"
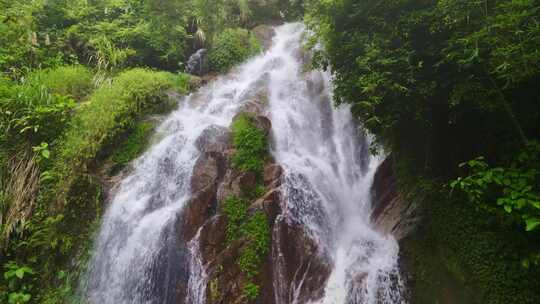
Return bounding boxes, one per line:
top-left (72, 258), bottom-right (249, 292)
top-left (239, 212), bottom-right (271, 278)
top-left (242, 282), bottom-right (260, 301)
top-left (222, 195), bottom-right (270, 301)
top-left (231, 114), bottom-right (268, 174)
top-left (111, 122), bottom-right (153, 167)
top-left (53, 68), bottom-right (182, 192)
top-left (209, 28), bottom-right (262, 73)
top-left (223, 196), bottom-right (250, 243)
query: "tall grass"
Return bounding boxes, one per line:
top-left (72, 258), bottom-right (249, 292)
top-left (53, 68), bottom-right (189, 201)
top-left (26, 66), bottom-right (94, 101)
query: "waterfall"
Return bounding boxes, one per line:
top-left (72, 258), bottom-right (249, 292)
top-left (267, 24), bottom-right (406, 304)
top-left (83, 23), bottom-right (406, 304)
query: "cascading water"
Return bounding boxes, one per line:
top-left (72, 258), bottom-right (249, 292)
top-left (266, 24), bottom-right (406, 304)
top-left (84, 23), bottom-right (405, 304)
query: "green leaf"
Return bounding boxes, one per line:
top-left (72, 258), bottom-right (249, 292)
top-left (15, 268), bottom-right (25, 279)
top-left (525, 218), bottom-right (540, 231)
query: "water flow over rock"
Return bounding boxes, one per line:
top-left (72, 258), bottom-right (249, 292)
top-left (267, 24), bottom-right (407, 304)
top-left (83, 23), bottom-right (406, 304)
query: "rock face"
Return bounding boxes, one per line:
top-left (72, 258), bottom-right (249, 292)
top-left (252, 25), bottom-right (276, 51)
top-left (272, 219), bottom-right (332, 303)
top-left (370, 157), bottom-right (421, 239)
top-left (187, 48), bottom-right (209, 76)
top-left (176, 106), bottom-right (285, 303)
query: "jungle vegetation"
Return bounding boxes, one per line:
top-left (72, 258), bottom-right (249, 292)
top-left (306, 0), bottom-right (540, 302)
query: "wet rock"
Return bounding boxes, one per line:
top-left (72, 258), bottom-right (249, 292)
top-left (195, 125), bottom-right (232, 154)
top-left (273, 219), bottom-right (332, 303)
top-left (181, 149), bottom-right (228, 241)
top-left (199, 215), bottom-right (227, 263)
top-left (371, 157), bottom-right (421, 239)
top-left (191, 153), bottom-right (220, 193)
top-left (253, 115), bottom-right (272, 136)
top-left (252, 25), bottom-right (276, 51)
top-left (181, 184), bottom-right (217, 242)
top-left (237, 73), bottom-right (270, 109)
top-left (188, 76), bottom-right (203, 90)
top-left (216, 170), bottom-right (258, 207)
top-left (263, 163), bottom-right (283, 187)
top-left (186, 48), bottom-right (209, 76)
top-left (249, 188), bottom-right (281, 222)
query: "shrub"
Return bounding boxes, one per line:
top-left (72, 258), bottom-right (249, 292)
top-left (223, 196), bottom-right (250, 243)
top-left (111, 122), bottom-right (154, 167)
top-left (53, 68), bottom-right (186, 196)
top-left (231, 114), bottom-right (268, 174)
top-left (0, 76), bottom-right (76, 148)
top-left (209, 28), bottom-right (262, 72)
top-left (26, 66), bottom-right (94, 101)
top-left (223, 195), bottom-right (270, 300)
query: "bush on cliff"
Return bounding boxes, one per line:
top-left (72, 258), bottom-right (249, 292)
top-left (209, 28), bottom-right (262, 72)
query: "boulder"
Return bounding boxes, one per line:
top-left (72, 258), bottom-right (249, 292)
top-left (273, 219), bottom-right (332, 303)
top-left (195, 125), bottom-right (232, 154)
top-left (263, 163), bottom-right (283, 187)
top-left (237, 73), bottom-right (270, 110)
top-left (199, 215), bottom-right (228, 263)
top-left (249, 188), bottom-right (281, 222)
top-left (216, 170), bottom-right (258, 207)
top-left (181, 151), bottom-right (227, 241)
top-left (186, 48), bottom-right (209, 76)
top-left (252, 25), bottom-right (276, 51)
top-left (370, 157), bottom-right (421, 239)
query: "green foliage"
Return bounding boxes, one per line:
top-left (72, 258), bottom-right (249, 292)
top-left (209, 28), bottom-right (262, 72)
top-left (306, 0), bottom-right (540, 176)
top-left (396, 163), bottom-right (540, 304)
top-left (223, 196), bottom-right (270, 301)
top-left (26, 66), bottom-right (94, 101)
top-left (451, 142), bottom-right (540, 232)
top-left (223, 196), bottom-right (250, 243)
top-left (0, 78), bottom-right (76, 149)
top-left (231, 114), bottom-right (268, 174)
top-left (54, 68), bottom-right (180, 186)
top-left (239, 212), bottom-right (271, 278)
top-left (0, 0), bottom-right (281, 77)
top-left (242, 281), bottom-right (260, 300)
top-left (111, 122), bottom-right (154, 166)
top-left (2, 262), bottom-right (35, 304)
top-left (307, 0), bottom-right (540, 301)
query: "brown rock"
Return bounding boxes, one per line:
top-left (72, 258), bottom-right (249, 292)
top-left (249, 188), bottom-right (281, 222)
top-left (191, 153), bottom-right (219, 193)
top-left (216, 170), bottom-right (258, 207)
top-left (195, 125), bottom-right (232, 154)
top-left (273, 219), bottom-right (332, 303)
top-left (181, 185), bottom-right (217, 241)
top-left (252, 115), bottom-right (272, 136)
top-left (199, 215), bottom-right (228, 263)
top-left (370, 157), bottom-right (421, 239)
top-left (252, 25), bottom-right (276, 51)
top-left (263, 164), bottom-right (283, 187)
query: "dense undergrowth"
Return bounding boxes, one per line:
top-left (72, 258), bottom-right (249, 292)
top-left (209, 28), bottom-right (263, 73)
top-left (306, 0), bottom-right (540, 302)
top-left (0, 66), bottom-right (190, 303)
top-left (222, 113), bottom-right (272, 300)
